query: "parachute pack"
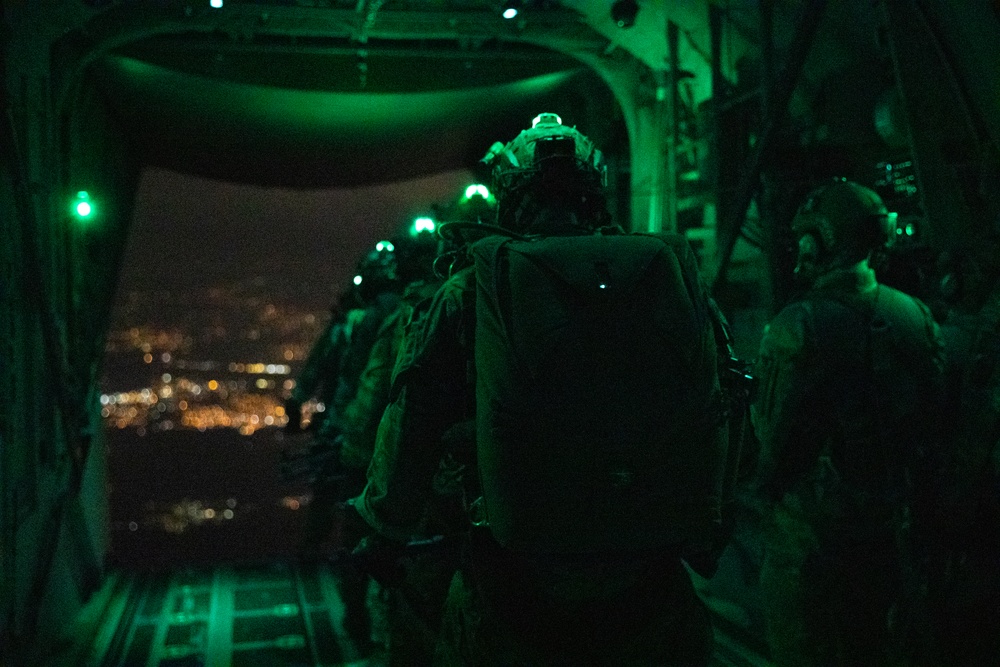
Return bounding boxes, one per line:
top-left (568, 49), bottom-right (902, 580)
top-left (471, 231), bottom-right (728, 554)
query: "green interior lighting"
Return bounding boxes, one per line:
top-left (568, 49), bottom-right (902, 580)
top-left (210, 0), bottom-right (224, 7)
top-left (413, 217), bottom-right (436, 234)
top-left (353, 275), bottom-right (363, 285)
top-left (375, 240), bottom-right (395, 252)
top-left (72, 191), bottom-right (94, 220)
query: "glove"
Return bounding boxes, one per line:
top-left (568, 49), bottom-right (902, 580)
top-left (343, 500), bottom-right (407, 587)
top-left (284, 399), bottom-right (302, 433)
top-left (351, 533), bottom-right (407, 588)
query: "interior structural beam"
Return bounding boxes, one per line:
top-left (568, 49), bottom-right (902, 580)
top-left (70, 4), bottom-right (606, 58)
top-left (117, 34), bottom-right (579, 62)
top-left (712, 0), bottom-right (827, 293)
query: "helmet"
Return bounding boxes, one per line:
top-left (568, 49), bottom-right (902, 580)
top-left (352, 240), bottom-right (400, 301)
top-left (482, 113), bottom-right (607, 230)
top-left (392, 231), bottom-right (439, 284)
top-left (455, 183), bottom-right (498, 225)
top-left (791, 179), bottom-right (898, 265)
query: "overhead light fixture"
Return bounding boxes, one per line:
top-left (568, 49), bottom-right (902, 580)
top-left (501, 0), bottom-right (520, 19)
top-left (611, 0), bottom-right (639, 28)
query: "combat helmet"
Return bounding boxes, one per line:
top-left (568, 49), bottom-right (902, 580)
top-left (392, 229), bottom-right (439, 285)
top-left (352, 240), bottom-right (400, 301)
top-left (481, 113), bottom-right (608, 231)
top-left (791, 178), bottom-right (898, 268)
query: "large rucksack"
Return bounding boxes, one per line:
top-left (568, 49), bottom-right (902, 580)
top-left (471, 231), bottom-right (728, 554)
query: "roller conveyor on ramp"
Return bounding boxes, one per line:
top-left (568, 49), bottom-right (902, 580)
top-left (53, 555), bottom-right (770, 667)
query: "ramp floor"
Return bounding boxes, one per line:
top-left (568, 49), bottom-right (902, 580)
top-left (63, 558), bottom-right (769, 667)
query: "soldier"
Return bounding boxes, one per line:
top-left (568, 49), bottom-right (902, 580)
top-left (284, 286), bottom-right (359, 436)
top-left (288, 241), bottom-right (404, 657)
top-left (750, 179), bottom-right (945, 666)
top-left (338, 231), bottom-right (442, 477)
top-left (338, 229), bottom-right (456, 665)
top-left (350, 113), bottom-right (737, 666)
top-left (929, 269), bottom-right (1000, 666)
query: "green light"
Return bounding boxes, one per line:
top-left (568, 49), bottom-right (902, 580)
top-left (353, 275), bottom-right (363, 285)
top-left (375, 241), bottom-right (394, 252)
top-left (413, 217), bottom-right (436, 233)
top-left (464, 184), bottom-right (491, 200)
top-left (72, 191), bottom-right (94, 220)
top-left (210, 0), bottom-right (223, 7)
top-left (905, 223), bottom-right (915, 236)
top-left (532, 113), bottom-right (562, 128)
top-left (502, 7), bottom-right (518, 19)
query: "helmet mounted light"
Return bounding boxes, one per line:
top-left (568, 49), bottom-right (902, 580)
top-left (532, 112), bottom-right (562, 128)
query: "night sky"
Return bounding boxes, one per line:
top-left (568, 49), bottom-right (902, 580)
top-left (119, 166), bottom-right (474, 305)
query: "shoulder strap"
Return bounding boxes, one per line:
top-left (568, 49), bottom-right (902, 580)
top-left (808, 287), bottom-right (903, 494)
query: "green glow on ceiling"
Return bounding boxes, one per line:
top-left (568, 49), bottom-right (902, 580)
top-left (106, 56), bottom-right (580, 137)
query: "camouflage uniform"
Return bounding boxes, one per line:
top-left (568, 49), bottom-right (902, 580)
top-left (296, 289), bottom-right (400, 657)
top-left (751, 263), bottom-right (945, 666)
top-left (339, 279), bottom-right (455, 666)
top-left (301, 291), bottom-right (402, 555)
top-left (286, 310), bottom-right (351, 435)
top-left (929, 294), bottom-right (1000, 666)
top-left (356, 262), bottom-right (717, 667)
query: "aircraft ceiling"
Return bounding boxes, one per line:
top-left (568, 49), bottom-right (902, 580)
top-left (93, 45), bottom-right (603, 187)
top-left (80, 0), bottom-right (891, 188)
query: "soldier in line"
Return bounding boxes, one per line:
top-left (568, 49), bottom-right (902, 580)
top-left (349, 113), bottom-right (738, 666)
top-left (284, 286), bottom-right (359, 436)
top-left (750, 179), bottom-right (945, 666)
top-left (337, 229), bottom-right (456, 665)
top-left (928, 257), bottom-right (1000, 666)
top-left (285, 241), bottom-right (404, 656)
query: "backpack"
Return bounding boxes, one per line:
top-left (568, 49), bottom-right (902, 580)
top-left (471, 231), bottom-right (728, 554)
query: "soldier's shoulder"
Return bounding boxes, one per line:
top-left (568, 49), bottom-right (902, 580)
top-left (876, 283), bottom-right (939, 326)
top-left (629, 230), bottom-right (695, 255)
top-left (417, 267), bottom-right (475, 323)
top-left (759, 302), bottom-right (811, 359)
top-left (442, 266), bottom-right (476, 293)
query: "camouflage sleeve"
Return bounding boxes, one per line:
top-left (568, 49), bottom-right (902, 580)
top-left (749, 303), bottom-right (824, 501)
top-left (355, 273), bottom-right (473, 542)
top-left (332, 296), bottom-right (399, 413)
top-left (338, 309), bottom-right (406, 469)
top-left (290, 318), bottom-right (341, 405)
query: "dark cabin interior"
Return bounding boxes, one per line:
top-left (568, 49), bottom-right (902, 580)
top-left (3, 1), bottom-right (1000, 665)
